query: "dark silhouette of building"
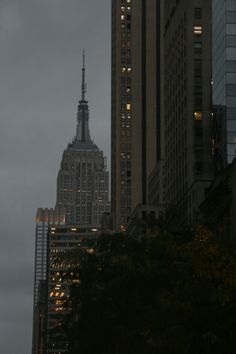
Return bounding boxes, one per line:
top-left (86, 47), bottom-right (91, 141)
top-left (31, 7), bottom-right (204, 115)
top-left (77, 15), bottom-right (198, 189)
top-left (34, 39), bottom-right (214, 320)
top-left (164, 0), bottom-right (214, 224)
top-left (111, 0), bottom-right (163, 231)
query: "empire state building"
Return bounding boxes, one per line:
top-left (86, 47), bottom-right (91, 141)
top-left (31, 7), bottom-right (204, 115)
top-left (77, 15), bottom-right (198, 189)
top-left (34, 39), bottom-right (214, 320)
top-left (55, 53), bottom-right (109, 226)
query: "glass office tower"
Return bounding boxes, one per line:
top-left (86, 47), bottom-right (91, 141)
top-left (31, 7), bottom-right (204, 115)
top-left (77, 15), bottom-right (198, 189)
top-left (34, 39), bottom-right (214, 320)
top-left (212, 0), bottom-right (236, 163)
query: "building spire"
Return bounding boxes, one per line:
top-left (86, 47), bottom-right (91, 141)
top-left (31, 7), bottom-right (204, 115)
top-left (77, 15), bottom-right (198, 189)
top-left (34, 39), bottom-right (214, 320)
top-left (71, 50), bottom-right (95, 146)
top-left (81, 49), bottom-right (86, 101)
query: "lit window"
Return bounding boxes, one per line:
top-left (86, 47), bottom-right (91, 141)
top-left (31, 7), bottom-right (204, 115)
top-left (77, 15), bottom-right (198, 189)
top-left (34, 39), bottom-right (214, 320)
top-left (194, 25), bottom-right (203, 35)
top-left (126, 103), bottom-right (131, 110)
top-left (127, 67), bottom-right (132, 72)
top-left (194, 112), bottom-right (203, 121)
top-left (121, 67), bottom-right (126, 73)
top-left (121, 225), bottom-right (126, 232)
top-left (121, 15), bottom-right (125, 20)
top-left (121, 6), bottom-right (125, 11)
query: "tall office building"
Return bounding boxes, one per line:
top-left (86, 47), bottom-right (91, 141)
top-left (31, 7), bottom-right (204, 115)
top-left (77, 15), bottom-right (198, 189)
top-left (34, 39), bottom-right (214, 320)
top-left (46, 226), bottom-right (99, 354)
top-left (55, 54), bottom-right (110, 226)
top-left (111, 0), bottom-right (162, 231)
top-left (164, 0), bottom-right (214, 223)
top-left (33, 209), bottom-right (65, 306)
top-left (32, 208), bottom-right (65, 354)
top-left (212, 0), bottom-right (236, 165)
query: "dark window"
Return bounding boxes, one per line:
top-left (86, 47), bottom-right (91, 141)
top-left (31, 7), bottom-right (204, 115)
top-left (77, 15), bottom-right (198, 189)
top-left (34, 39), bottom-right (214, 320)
top-left (194, 162), bottom-right (203, 174)
top-left (194, 95), bottom-right (202, 110)
top-left (194, 59), bottom-right (202, 77)
top-left (226, 11), bottom-right (236, 23)
top-left (227, 108), bottom-right (236, 120)
top-left (194, 41), bottom-right (202, 54)
top-left (226, 35), bottom-right (236, 47)
top-left (194, 8), bottom-right (202, 19)
top-left (227, 131), bottom-right (236, 144)
top-left (194, 124), bottom-right (203, 137)
top-left (226, 84), bottom-right (236, 96)
top-left (227, 120), bottom-right (236, 131)
top-left (226, 61), bottom-right (236, 73)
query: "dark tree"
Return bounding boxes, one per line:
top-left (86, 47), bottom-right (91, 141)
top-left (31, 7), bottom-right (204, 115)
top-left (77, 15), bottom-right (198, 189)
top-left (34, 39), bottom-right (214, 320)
top-left (60, 228), bottom-right (236, 354)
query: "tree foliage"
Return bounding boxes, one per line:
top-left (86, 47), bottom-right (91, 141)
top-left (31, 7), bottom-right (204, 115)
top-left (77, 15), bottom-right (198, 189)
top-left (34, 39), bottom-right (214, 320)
top-left (62, 227), bottom-right (236, 354)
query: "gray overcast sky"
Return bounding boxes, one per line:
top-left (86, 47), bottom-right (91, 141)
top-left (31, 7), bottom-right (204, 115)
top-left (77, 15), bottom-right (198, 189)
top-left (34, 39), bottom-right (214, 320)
top-left (0, 0), bottom-right (110, 353)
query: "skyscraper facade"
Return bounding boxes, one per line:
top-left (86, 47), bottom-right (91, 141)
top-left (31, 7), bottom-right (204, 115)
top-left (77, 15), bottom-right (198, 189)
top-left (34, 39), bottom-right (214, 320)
top-left (164, 0), bottom-right (214, 223)
top-left (111, 0), bottom-right (162, 231)
top-left (212, 0), bottom-right (236, 164)
top-left (33, 209), bottom-right (65, 306)
top-left (55, 54), bottom-right (110, 226)
top-left (32, 208), bottom-right (65, 354)
top-left (46, 226), bottom-right (99, 354)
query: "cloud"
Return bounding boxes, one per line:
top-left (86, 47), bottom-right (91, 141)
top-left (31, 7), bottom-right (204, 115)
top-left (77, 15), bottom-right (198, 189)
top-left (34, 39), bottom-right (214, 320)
top-left (0, 4), bottom-right (21, 32)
